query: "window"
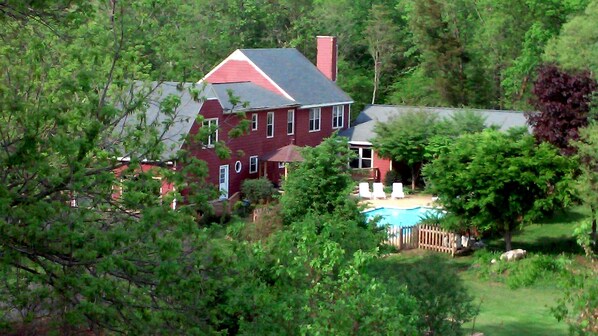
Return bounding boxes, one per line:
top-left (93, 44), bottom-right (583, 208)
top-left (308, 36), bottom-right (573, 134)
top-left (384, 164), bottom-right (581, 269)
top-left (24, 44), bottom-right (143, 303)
top-left (309, 108), bottom-right (321, 132)
top-left (249, 156), bottom-right (258, 173)
top-left (278, 162), bottom-right (285, 169)
top-left (251, 113), bottom-right (258, 131)
top-left (287, 110), bottom-right (295, 135)
top-left (266, 112), bottom-right (274, 138)
top-left (202, 118), bottom-right (218, 148)
top-left (332, 105), bottom-right (344, 129)
top-left (349, 147), bottom-right (373, 169)
top-left (235, 161), bottom-right (242, 173)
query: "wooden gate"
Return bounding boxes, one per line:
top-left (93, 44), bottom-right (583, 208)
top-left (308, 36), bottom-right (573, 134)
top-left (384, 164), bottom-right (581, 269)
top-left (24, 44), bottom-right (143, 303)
top-left (386, 224), bottom-right (458, 256)
top-left (386, 226), bottom-right (418, 250)
top-left (418, 224), bottom-right (457, 256)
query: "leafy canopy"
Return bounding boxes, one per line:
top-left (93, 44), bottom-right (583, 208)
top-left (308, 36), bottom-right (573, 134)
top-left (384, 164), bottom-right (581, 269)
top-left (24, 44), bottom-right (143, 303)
top-left (423, 129), bottom-right (574, 251)
top-left (527, 64), bottom-right (597, 155)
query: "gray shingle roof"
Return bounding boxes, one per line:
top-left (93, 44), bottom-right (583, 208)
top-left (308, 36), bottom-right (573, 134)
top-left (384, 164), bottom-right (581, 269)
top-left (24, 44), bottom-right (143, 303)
top-left (339, 105), bottom-right (531, 144)
top-left (211, 82), bottom-right (299, 112)
top-left (117, 81), bottom-right (206, 161)
top-left (240, 48), bottom-right (353, 106)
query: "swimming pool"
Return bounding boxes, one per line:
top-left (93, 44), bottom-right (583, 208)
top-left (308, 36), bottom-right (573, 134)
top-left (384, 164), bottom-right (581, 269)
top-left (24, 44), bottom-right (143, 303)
top-left (364, 207), bottom-right (443, 228)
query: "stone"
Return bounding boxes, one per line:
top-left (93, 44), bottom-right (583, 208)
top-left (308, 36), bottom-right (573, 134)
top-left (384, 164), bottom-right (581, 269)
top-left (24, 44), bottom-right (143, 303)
top-left (500, 248), bottom-right (527, 261)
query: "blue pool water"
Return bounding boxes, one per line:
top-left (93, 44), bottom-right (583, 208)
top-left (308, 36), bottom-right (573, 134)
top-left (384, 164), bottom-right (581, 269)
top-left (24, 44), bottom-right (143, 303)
top-left (364, 207), bottom-right (443, 228)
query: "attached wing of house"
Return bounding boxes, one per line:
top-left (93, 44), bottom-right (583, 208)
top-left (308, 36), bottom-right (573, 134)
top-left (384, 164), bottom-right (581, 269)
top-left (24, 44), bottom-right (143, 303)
top-left (339, 104), bottom-right (530, 182)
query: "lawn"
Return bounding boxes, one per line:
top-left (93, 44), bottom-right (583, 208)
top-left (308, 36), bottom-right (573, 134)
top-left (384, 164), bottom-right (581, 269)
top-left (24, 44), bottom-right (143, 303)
top-left (368, 205), bottom-right (591, 336)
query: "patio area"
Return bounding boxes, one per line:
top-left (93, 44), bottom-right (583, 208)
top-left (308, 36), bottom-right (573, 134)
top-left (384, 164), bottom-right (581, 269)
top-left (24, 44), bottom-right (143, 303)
top-left (359, 194), bottom-right (437, 209)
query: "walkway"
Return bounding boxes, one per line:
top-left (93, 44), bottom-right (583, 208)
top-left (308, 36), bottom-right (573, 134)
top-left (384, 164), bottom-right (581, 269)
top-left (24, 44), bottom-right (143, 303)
top-left (360, 194), bottom-right (436, 209)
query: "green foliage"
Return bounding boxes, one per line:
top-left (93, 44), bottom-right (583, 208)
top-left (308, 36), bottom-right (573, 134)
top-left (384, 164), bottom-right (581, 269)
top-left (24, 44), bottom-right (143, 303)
top-left (0, 1), bottom-right (249, 333)
top-left (571, 123), bottom-right (598, 247)
top-left (473, 251), bottom-right (570, 289)
top-left (364, 4), bottom-right (402, 104)
top-left (423, 129), bottom-right (575, 251)
top-left (384, 169), bottom-right (401, 186)
top-left (280, 135), bottom-right (358, 222)
top-left (368, 255), bottom-right (478, 336)
top-left (241, 177), bottom-right (275, 204)
top-left (373, 109), bottom-right (439, 189)
top-left (236, 214), bottom-right (418, 335)
top-left (553, 263), bottom-right (598, 335)
top-left (544, 0), bottom-right (598, 76)
top-left (389, 66), bottom-right (445, 106)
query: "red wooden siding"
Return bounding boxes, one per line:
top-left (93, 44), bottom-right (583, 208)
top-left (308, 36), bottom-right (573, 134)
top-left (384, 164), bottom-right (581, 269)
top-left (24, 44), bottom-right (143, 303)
top-left (374, 151), bottom-right (392, 183)
top-left (111, 163), bottom-right (176, 208)
top-left (204, 60), bottom-right (286, 97)
top-left (184, 102), bottom-right (350, 195)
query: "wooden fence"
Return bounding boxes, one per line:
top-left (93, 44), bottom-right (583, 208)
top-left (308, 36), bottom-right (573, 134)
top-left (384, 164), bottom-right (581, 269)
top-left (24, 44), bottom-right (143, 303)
top-left (417, 224), bottom-right (458, 256)
top-left (210, 191), bottom-right (241, 216)
top-left (386, 224), bottom-right (458, 256)
top-left (386, 226), bottom-right (418, 250)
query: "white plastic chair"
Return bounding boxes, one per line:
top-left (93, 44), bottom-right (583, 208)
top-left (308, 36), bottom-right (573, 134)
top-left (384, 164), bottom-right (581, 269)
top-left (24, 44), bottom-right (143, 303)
top-left (358, 182), bottom-right (372, 199)
top-left (372, 182), bottom-right (386, 199)
top-left (391, 182), bottom-right (405, 199)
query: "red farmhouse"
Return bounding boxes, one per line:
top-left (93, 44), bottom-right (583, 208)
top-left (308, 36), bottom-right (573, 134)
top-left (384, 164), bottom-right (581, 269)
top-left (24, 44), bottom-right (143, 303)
top-left (124, 36), bottom-right (353, 201)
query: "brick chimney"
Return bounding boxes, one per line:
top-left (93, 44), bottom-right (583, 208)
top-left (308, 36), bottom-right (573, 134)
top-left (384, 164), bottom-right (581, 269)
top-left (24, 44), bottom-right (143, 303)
top-left (316, 36), bottom-right (337, 82)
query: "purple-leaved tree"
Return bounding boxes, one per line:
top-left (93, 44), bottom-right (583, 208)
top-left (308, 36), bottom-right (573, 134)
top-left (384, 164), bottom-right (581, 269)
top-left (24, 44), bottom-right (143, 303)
top-left (527, 64), bottom-right (597, 155)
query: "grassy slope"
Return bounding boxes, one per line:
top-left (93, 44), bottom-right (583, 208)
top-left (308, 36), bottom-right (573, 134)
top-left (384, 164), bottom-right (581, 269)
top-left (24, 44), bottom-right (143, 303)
top-left (462, 272), bottom-right (566, 336)
top-left (371, 205), bottom-right (590, 336)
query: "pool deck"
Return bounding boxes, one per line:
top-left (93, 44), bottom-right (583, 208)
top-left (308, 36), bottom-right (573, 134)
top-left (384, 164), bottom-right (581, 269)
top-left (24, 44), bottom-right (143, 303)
top-left (359, 194), bottom-right (437, 210)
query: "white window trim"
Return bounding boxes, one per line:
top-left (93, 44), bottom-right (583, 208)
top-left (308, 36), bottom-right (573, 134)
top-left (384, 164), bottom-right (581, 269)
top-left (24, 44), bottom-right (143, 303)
top-left (278, 162), bottom-right (285, 169)
top-left (203, 118), bottom-right (219, 148)
top-left (351, 147), bottom-right (373, 169)
top-left (266, 112), bottom-right (274, 138)
top-left (249, 155), bottom-right (258, 174)
top-left (332, 105), bottom-right (344, 129)
top-left (235, 160), bottom-right (242, 173)
top-left (251, 113), bottom-right (258, 131)
top-left (309, 107), bottom-right (321, 132)
top-left (287, 110), bottom-right (295, 135)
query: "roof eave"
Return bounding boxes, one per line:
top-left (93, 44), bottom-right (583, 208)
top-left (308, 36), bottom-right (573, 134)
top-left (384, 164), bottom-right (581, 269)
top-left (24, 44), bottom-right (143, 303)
top-left (300, 101), bottom-right (354, 109)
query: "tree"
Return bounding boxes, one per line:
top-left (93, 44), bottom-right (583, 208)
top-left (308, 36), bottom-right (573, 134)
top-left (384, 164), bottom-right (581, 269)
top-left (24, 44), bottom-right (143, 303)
top-left (281, 135), bottom-right (357, 221)
top-left (373, 110), bottom-right (439, 190)
top-left (423, 129), bottom-right (574, 251)
top-left (544, 0), bottom-right (598, 77)
top-left (408, 0), bottom-right (473, 106)
top-left (572, 123), bottom-right (598, 244)
top-left (0, 1), bottom-right (248, 333)
top-left (367, 255), bottom-right (478, 336)
top-left (528, 64), bottom-right (597, 155)
top-left (364, 4), bottom-right (400, 104)
top-left (235, 135), bottom-right (419, 334)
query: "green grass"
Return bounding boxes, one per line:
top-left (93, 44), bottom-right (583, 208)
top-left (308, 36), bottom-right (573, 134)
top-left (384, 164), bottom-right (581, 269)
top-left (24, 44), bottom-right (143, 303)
top-left (462, 272), bottom-right (567, 336)
top-left (371, 205), bottom-right (591, 336)
top-left (485, 205), bottom-right (589, 254)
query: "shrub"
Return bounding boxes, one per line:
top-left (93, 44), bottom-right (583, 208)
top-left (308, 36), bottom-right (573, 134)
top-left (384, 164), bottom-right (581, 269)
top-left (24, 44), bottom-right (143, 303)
top-left (240, 203), bottom-right (283, 242)
top-left (384, 169), bottom-right (401, 186)
top-left (368, 255), bottom-right (478, 336)
top-left (472, 250), bottom-right (570, 289)
top-left (241, 178), bottom-right (275, 204)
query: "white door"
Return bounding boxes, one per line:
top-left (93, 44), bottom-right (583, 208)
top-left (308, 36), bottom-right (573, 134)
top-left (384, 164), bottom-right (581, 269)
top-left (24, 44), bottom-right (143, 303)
top-left (219, 165), bottom-right (229, 199)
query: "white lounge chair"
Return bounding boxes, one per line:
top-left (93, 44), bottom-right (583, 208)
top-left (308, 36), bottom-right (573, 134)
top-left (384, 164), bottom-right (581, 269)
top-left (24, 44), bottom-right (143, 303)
top-left (372, 183), bottom-right (386, 199)
top-left (358, 182), bottom-right (372, 199)
top-left (391, 182), bottom-right (405, 199)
